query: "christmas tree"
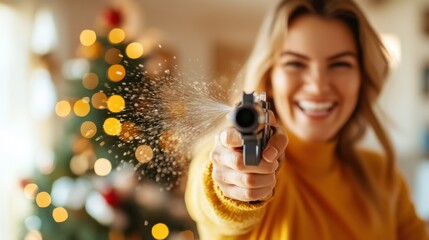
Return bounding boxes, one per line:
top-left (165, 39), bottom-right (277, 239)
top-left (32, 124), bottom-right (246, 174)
top-left (22, 6), bottom-right (197, 240)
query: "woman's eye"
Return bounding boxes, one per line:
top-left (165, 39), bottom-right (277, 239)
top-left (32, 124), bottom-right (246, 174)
top-left (283, 61), bottom-right (305, 68)
top-left (330, 62), bottom-right (352, 68)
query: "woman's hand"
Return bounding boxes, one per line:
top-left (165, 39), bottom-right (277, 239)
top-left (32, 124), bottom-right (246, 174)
top-left (210, 114), bottom-right (288, 202)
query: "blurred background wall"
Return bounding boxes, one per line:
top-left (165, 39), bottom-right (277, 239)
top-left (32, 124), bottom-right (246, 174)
top-left (0, 0), bottom-right (428, 239)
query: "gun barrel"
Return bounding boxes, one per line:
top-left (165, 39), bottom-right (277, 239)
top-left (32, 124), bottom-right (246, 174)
top-left (230, 92), bottom-right (272, 166)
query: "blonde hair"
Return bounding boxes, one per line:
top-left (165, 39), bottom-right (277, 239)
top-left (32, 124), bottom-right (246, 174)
top-left (239, 0), bottom-right (394, 203)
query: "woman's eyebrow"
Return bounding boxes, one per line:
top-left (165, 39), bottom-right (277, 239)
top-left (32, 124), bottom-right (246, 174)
top-left (280, 51), bottom-right (309, 60)
top-left (327, 51), bottom-right (357, 60)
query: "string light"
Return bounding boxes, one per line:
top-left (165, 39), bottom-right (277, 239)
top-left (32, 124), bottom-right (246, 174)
top-left (91, 92), bottom-right (108, 109)
top-left (23, 183), bottom-right (39, 199)
top-left (80, 29), bottom-right (96, 46)
top-left (35, 192), bottom-right (51, 208)
top-left (94, 158), bottom-right (112, 176)
top-left (80, 121), bottom-right (97, 138)
top-left (103, 117), bottom-right (122, 136)
top-left (107, 64), bottom-right (126, 82)
top-left (52, 207), bottom-right (68, 222)
top-left (152, 223), bottom-right (169, 240)
top-left (55, 100), bottom-right (71, 117)
top-left (73, 99), bottom-right (90, 117)
top-left (108, 28), bottom-right (125, 44)
top-left (126, 42), bottom-right (143, 59)
top-left (105, 48), bottom-right (122, 64)
top-left (135, 145), bottom-right (153, 163)
top-left (82, 72), bottom-right (99, 90)
top-left (107, 95), bottom-right (125, 113)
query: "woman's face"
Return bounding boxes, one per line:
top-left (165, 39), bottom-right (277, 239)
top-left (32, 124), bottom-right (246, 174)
top-left (271, 15), bottom-right (361, 142)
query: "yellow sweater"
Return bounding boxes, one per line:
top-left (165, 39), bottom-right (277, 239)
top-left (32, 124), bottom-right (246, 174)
top-left (185, 133), bottom-right (429, 240)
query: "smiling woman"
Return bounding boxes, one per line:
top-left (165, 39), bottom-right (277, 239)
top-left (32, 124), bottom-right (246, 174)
top-left (185, 0), bottom-right (429, 239)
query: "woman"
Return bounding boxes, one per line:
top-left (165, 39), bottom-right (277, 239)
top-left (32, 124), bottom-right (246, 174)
top-left (185, 0), bottom-right (429, 239)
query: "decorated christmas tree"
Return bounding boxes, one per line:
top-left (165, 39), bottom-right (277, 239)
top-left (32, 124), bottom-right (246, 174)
top-left (22, 6), bottom-right (197, 240)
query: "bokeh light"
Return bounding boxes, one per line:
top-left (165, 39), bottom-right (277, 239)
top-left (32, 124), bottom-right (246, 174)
top-left (80, 29), bottom-right (97, 46)
top-left (135, 145), bottom-right (154, 163)
top-left (105, 48), bottom-right (122, 64)
top-left (78, 42), bottom-right (103, 60)
top-left (25, 216), bottom-right (42, 231)
top-left (108, 28), bottom-right (125, 44)
top-left (91, 92), bottom-right (108, 109)
top-left (82, 72), bottom-right (99, 90)
top-left (24, 183), bottom-right (39, 199)
top-left (55, 100), bottom-right (71, 117)
top-left (74, 99), bottom-right (90, 117)
top-left (126, 42), bottom-right (144, 59)
top-left (107, 95), bottom-right (125, 113)
top-left (52, 207), bottom-right (68, 223)
top-left (152, 223), bottom-right (169, 240)
top-left (72, 137), bottom-right (91, 154)
top-left (94, 158), bottom-right (112, 176)
top-left (70, 154), bottom-right (90, 175)
top-left (80, 121), bottom-right (97, 138)
top-left (103, 117), bottom-right (122, 136)
top-left (35, 192), bottom-right (51, 208)
top-left (107, 64), bottom-right (126, 82)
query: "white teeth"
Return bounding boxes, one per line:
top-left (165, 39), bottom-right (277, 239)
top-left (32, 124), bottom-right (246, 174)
top-left (297, 100), bottom-right (334, 111)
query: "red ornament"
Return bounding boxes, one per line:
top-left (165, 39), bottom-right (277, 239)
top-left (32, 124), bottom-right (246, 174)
top-left (19, 178), bottom-right (32, 189)
top-left (102, 188), bottom-right (121, 207)
top-left (103, 8), bottom-right (122, 28)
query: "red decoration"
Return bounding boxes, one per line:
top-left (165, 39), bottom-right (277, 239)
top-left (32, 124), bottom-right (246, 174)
top-left (19, 178), bottom-right (32, 189)
top-left (102, 188), bottom-right (121, 207)
top-left (103, 8), bottom-right (122, 28)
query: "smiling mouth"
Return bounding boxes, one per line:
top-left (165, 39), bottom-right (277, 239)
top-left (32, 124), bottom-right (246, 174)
top-left (296, 100), bottom-right (337, 117)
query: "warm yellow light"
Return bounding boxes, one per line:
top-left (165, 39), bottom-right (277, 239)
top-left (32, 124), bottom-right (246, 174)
top-left (108, 28), bottom-right (125, 44)
top-left (80, 121), bottom-right (97, 138)
top-left (80, 29), bottom-right (97, 47)
top-left (52, 207), bottom-right (68, 222)
top-left (82, 72), bottom-right (99, 90)
top-left (55, 100), bottom-right (71, 117)
top-left (91, 92), bottom-right (107, 109)
top-left (126, 42), bottom-right (144, 59)
top-left (74, 99), bottom-right (90, 117)
top-left (135, 145), bottom-right (154, 163)
top-left (107, 95), bottom-right (125, 113)
top-left (94, 158), bottom-right (112, 176)
top-left (152, 223), bottom-right (169, 240)
top-left (24, 183), bottom-right (39, 199)
top-left (105, 48), bottom-right (122, 64)
top-left (35, 192), bottom-right (51, 208)
top-left (107, 64), bottom-right (126, 82)
top-left (70, 154), bottom-right (89, 175)
top-left (103, 117), bottom-right (122, 136)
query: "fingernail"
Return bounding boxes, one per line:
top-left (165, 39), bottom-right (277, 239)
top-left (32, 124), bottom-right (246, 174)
top-left (263, 146), bottom-right (278, 162)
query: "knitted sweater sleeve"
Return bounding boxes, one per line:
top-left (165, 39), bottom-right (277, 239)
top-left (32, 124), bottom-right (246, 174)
top-left (184, 144), bottom-right (269, 239)
top-left (395, 172), bottom-right (429, 240)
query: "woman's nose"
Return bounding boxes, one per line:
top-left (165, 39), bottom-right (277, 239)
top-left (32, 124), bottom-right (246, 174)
top-left (303, 67), bottom-right (330, 94)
